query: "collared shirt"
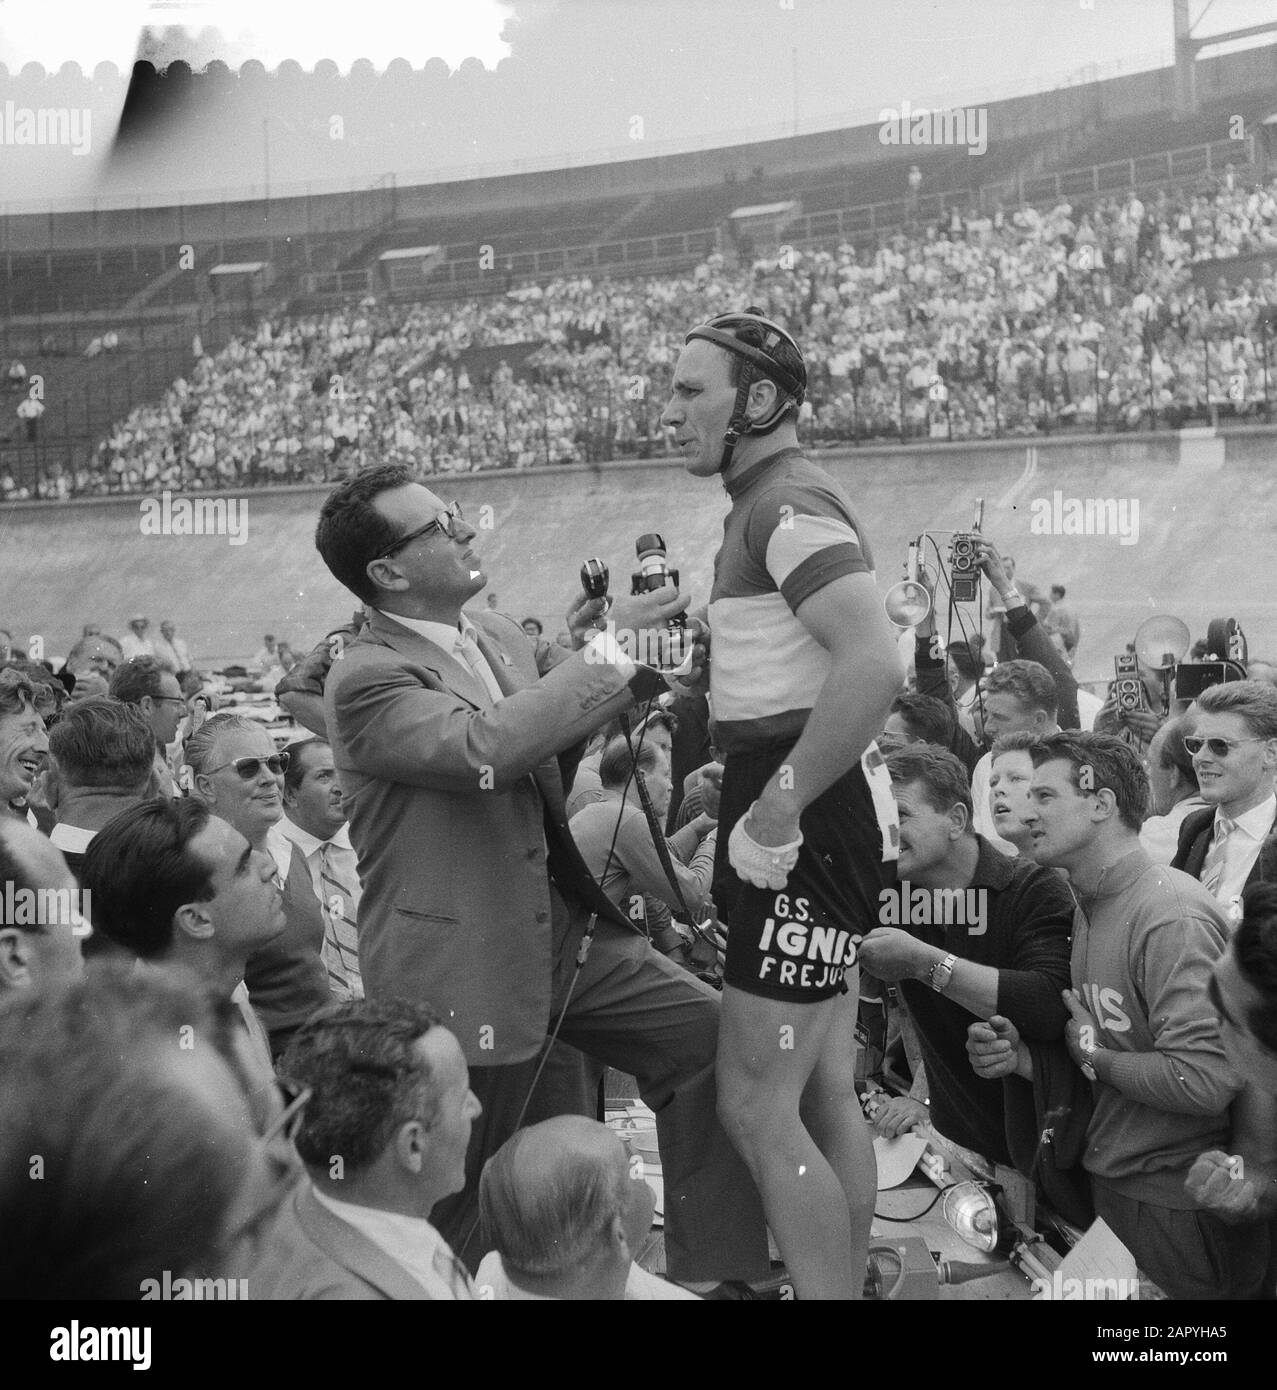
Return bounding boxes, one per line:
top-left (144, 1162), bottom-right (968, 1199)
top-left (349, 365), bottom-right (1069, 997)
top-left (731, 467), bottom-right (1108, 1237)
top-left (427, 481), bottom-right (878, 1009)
top-left (229, 979), bottom-right (276, 1078)
top-left (310, 1187), bottom-right (476, 1300)
top-left (277, 814), bottom-right (363, 999)
top-left (375, 610), bottom-right (504, 704)
top-left (1208, 792), bottom-right (1277, 910)
top-left (49, 822), bottom-right (95, 855)
top-left (277, 815), bottom-right (360, 913)
top-left (1139, 794), bottom-right (1209, 866)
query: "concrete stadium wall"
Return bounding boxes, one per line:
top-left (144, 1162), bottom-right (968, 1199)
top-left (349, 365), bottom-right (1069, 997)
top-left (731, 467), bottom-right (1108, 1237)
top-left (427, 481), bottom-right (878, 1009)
top-left (3, 425), bottom-right (1274, 682)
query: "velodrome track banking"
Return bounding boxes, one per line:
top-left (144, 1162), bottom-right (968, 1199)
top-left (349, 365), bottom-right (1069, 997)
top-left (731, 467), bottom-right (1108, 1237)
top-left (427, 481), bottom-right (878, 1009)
top-left (2, 433), bottom-right (1274, 679)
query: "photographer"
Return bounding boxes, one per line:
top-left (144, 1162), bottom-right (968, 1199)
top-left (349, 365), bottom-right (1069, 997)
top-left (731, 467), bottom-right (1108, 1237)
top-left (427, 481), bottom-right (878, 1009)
top-left (1094, 645), bottom-right (1165, 759)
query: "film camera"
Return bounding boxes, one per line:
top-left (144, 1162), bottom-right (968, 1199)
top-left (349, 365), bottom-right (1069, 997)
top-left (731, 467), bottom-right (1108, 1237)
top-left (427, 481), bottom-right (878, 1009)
top-left (1115, 614), bottom-right (1249, 714)
top-left (884, 499), bottom-right (986, 627)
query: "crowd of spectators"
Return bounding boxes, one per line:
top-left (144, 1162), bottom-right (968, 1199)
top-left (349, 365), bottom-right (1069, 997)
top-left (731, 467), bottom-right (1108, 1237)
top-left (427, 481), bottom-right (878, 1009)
top-left (3, 460), bottom-right (1277, 1303)
top-left (6, 169), bottom-right (1277, 501)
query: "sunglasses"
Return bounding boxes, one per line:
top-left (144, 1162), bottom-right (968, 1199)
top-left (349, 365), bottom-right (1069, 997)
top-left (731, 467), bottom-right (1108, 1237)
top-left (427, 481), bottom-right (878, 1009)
top-left (205, 753), bottom-right (291, 779)
top-left (375, 502), bottom-right (464, 559)
top-left (1183, 735), bottom-right (1267, 759)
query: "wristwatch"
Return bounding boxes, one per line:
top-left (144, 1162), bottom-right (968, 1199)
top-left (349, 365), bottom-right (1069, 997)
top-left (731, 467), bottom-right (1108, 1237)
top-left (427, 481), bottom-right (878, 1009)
top-left (928, 952), bottom-right (958, 993)
top-left (1079, 1036), bottom-right (1099, 1082)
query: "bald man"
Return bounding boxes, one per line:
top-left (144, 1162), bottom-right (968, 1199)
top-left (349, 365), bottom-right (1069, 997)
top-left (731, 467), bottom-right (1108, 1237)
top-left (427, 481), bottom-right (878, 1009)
top-left (476, 1116), bottom-right (700, 1301)
top-left (0, 820), bottom-right (85, 991)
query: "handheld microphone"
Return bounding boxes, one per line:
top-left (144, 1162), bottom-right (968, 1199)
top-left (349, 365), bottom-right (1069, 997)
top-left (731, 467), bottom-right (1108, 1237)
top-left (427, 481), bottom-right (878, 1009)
top-left (580, 557), bottom-right (610, 603)
top-left (632, 533), bottom-right (692, 673)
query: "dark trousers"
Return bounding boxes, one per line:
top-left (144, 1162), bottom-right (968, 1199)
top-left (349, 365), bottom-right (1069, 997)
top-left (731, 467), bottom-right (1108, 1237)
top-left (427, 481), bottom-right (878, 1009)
top-left (431, 920), bottom-right (771, 1285)
top-left (1092, 1180), bottom-right (1269, 1300)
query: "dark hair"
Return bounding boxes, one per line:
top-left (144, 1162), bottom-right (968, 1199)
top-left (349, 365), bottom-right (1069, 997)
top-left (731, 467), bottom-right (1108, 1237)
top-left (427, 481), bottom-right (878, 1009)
top-left (1194, 680), bottom-right (1277, 740)
top-left (889, 691), bottom-right (955, 746)
top-left (1027, 731), bottom-right (1149, 832)
top-left (948, 635), bottom-right (985, 683)
top-left (282, 737), bottom-right (326, 796)
top-left (109, 654), bottom-right (169, 704)
top-left (521, 617), bottom-right (543, 636)
top-left (0, 664), bottom-right (42, 720)
top-left (885, 744), bottom-right (973, 822)
top-left (280, 998), bottom-right (444, 1175)
top-left (1152, 714), bottom-right (1199, 793)
top-left (984, 659), bottom-right (1059, 718)
top-left (599, 734), bottom-right (661, 791)
top-left (315, 463), bottom-right (415, 604)
top-left (48, 697), bottom-right (155, 792)
top-left (0, 966), bottom-right (250, 1299)
top-left (80, 799), bottom-right (216, 959)
top-left (1050, 585), bottom-right (1066, 600)
top-left (1235, 883), bottom-right (1277, 1053)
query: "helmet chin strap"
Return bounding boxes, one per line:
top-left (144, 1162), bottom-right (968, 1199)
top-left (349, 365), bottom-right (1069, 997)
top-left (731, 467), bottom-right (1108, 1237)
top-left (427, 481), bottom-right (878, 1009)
top-left (718, 368), bottom-right (794, 475)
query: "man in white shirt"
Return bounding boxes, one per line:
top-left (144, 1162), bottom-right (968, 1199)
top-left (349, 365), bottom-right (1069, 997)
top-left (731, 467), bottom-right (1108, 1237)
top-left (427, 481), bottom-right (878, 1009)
top-left (119, 615), bottom-right (155, 661)
top-left (278, 737), bottom-right (363, 1000)
top-left (476, 1115), bottom-right (699, 1301)
top-left (1139, 714), bottom-right (1209, 865)
top-left (249, 998), bottom-right (482, 1300)
top-left (1172, 682), bottom-right (1277, 925)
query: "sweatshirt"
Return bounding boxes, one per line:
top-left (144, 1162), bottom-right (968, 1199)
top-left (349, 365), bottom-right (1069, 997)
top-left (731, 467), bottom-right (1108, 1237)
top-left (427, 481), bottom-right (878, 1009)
top-left (1070, 846), bottom-right (1241, 1207)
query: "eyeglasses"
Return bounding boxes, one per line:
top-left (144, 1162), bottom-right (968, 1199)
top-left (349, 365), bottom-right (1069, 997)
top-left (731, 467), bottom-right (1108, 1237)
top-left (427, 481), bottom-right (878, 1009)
top-left (1184, 735), bottom-right (1267, 758)
top-left (375, 502), bottom-right (464, 559)
top-left (204, 753), bottom-right (290, 779)
top-left (153, 695), bottom-right (187, 706)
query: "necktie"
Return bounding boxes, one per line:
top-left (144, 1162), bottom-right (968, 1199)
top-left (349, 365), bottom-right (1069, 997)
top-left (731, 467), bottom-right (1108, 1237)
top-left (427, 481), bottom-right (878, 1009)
top-left (457, 628), bottom-right (498, 706)
top-left (1200, 816), bottom-right (1235, 898)
top-left (318, 842), bottom-right (364, 1001)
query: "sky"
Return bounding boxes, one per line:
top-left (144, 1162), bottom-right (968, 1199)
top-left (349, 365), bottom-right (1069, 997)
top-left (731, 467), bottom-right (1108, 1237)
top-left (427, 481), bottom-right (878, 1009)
top-left (2, 0), bottom-right (1277, 205)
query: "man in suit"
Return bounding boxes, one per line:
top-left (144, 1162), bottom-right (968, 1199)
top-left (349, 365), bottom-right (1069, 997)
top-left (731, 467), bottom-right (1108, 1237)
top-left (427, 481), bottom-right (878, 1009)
top-left (186, 713), bottom-right (332, 1061)
top-left (315, 463), bottom-right (769, 1290)
top-left (1172, 681), bottom-right (1277, 924)
top-left (249, 999), bottom-right (480, 1300)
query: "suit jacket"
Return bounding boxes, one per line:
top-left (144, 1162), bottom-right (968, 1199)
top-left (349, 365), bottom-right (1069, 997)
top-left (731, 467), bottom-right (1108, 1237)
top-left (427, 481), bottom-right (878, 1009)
top-left (247, 1182), bottom-right (436, 1300)
top-left (1171, 806), bottom-right (1277, 892)
top-left (325, 606), bottom-right (652, 1066)
top-left (244, 838), bottom-right (332, 1044)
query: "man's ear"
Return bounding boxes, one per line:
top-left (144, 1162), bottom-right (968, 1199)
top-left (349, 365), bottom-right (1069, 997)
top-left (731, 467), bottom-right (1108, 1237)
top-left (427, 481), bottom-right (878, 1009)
top-left (365, 558), bottom-right (407, 596)
top-left (609, 1211), bottom-right (630, 1262)
top-left (0, 928), bottom-right (30, 988)
top-left (194, 773), bottom-right (216, 805)
top-left (395, 1119), bottom-right (426, 1175)
top-left (173, 902), bottom-right (215, 943)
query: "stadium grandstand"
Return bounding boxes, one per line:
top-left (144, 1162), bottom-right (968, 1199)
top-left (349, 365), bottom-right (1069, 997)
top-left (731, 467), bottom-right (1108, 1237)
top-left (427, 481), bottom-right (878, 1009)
top-left (3, 36), bottom-right (1277, 500)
